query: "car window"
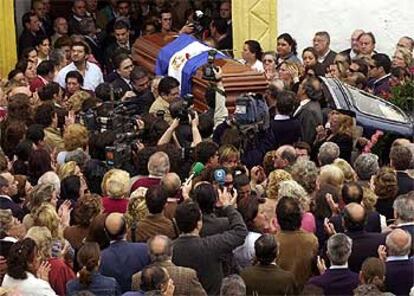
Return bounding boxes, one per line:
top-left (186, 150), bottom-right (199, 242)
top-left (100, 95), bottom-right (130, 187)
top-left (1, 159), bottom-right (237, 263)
top-left (345, 85), bottom-right (410, 123)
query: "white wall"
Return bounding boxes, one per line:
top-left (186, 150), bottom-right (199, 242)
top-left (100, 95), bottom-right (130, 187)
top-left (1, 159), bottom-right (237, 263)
top-left (277, 0), bottom-right (414, 57)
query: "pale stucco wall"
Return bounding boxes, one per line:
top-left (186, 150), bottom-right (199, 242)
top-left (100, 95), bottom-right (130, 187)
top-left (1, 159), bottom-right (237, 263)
top-left (277, 0), bottom-right (414, 57)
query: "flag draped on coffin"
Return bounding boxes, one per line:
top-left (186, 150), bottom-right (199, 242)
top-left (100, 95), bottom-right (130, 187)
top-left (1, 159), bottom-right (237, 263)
top-left (155, 34), bottom-right (227, 96)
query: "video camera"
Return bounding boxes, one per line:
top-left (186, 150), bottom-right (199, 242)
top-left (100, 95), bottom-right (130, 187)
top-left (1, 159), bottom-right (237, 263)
top-left (202, 50), bottom-right (218, 81)
top-left (170, 94), bottom-right (196, 124)
top-left (78, 101), bottom-right (144, 168)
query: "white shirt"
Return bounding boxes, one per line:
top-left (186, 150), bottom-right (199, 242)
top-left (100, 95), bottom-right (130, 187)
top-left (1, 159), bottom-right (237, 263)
top-left (55, 61), bottom-right (103, 91)
top-left (274, 114), bottom-right (290, 120)
top-left (239, 59), bottom-right (265, 73)
top-left (386, 255), bottom-right (409, 262)
top-left (293, 99), bottom-right (311, 117)
top-left (2, 272), bottom-right (57, 296)
top-left (318, 49), bottom-right (331, 63)
top-left (330, 263), bottom-right (349, 269)
top-left (233, 231), bottom-right (261, 268)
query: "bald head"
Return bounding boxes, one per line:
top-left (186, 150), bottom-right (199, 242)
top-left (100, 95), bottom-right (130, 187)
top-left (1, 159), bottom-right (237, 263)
top-left (161, 173), bottom-right (181, 197)
top-left (148, 235), bottom-right (172, 262)
top-left (386, 229), bottom-right (412, 257)
top-left (344, 203), bottom-right (366, 232)
top-left (104, 213), bottom-right (126, 240)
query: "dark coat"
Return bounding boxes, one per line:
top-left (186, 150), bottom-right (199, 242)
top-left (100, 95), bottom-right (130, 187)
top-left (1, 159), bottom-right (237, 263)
top-left (18, 30), bottom-right (39, 55)
top-left (172, 206), bottom-right (247, 295)
top-left (241, 264), bottom-right (297, 296)
top-left (314, 50), bottom-right (337, 76)
top-left (307, 268), bottom-right (358, 296)
top-left (66, 271), bottom-right (122, 296)
top-left (385, 257), bottom-right (414, 296)
top-left (0, 196), bottom-right (25, 221)
top-left (200, 213), bottom-right (229, 237)
top-left (269, 118), bottom-right (303, 148)
top-left (345, 230), bottom-right (387, 272)
top-left (396, 171), bottom-right (414, 195)
top-left (294, 100), bottom-right (323, 145)
top-left (111, 76), bottom-right (133, 96)
top-left (330, 210), bottom-right (382, 234)
top-left (99, 240), bottom-right (150, 292)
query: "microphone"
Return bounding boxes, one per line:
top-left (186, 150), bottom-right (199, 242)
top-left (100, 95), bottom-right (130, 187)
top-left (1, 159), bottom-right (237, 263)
top-left (184, 162), bottom-right (205, 186)
top-left (213, 169), bottom-right (226, 187)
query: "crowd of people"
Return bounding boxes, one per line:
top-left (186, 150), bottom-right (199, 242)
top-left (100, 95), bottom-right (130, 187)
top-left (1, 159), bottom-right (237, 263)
top-left (0, 0), bottom-right (414, 295)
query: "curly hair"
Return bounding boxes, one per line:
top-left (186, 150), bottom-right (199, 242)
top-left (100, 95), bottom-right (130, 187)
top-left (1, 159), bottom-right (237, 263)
top-left (124, 192), bottom-right (148, 227)
top-left (101, 169), bottom-right (130, 198)
top-left (28, 183), bottom-right (55, 212)
top-left (290, 159), bottom-right (319, 194)
top-left (67, 90), bottom-right (91, 113)
top-left (73, 194), bottom-right (102, 227)
top-left (373, 167), bottom-right (398, 200)
top-left (63, 123), bottom-right (89, 152)
top-left (277, 180), bottom-right (310, 211)
top-left (25, 226), bottom-right (53, 261)
top-left (319, 165), bottom-right (345, 189)
top-left (58, 161), bottom-right (78, 180)
top-left (266, 170), bottom-right (292, 200)
top-left (32, 203), bottom-right (61, 239)
top-left (333, 158), bottom-right (357, 183)
top-left (362, 187), bottom-right (378, 212)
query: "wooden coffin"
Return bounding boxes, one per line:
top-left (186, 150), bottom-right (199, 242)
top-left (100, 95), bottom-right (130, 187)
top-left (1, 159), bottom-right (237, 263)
top-left (131, 33), bottom-right (268, 111)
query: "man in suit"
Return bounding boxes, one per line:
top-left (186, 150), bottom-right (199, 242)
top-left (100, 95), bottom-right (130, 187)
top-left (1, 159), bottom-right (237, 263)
top-left (241, 234), bottom-right (297, 295)
top-left (68, 0), bottom-right (88, 35)
top-left (110, 53), bottom-right (134, 97)
top-left (269, 91), bottom-right (302, 148)
top-left (131, 235), bottom-right (206, 295)
top-left (0, 174), bottom-right (24, 221)
top-left (393, 192), bottom-right (414, 255)
top-left (340, 29), bottom-right (364, 62)
top-left (99, 213), bottom-right (150, 292)
top-left (307, 233), bottom-right (358, 295)
top-left (193, 183), bottom-right (229, 237)
top-left (133, 186), bottom-right (177, 242)
top-left (79, 17), bottom-right (105, 67)
top-left (293, 77), bottom-right (323, 145)
top-left (123, 66), bottom-right (155, 117)
top-left (327, 203), bottom-right (386, 273)
top-left (367, 53), bottom-right (392, 99)
top-left (313, 31), bottom-right (337, 76)
top-left (275, 196), bottom-right (319, 289)
top-left (105, 20), bottom-right (133, 72)
top-left (390, 145), bottom-right (414, 195)
top-left (18, 12), bottom-right (42, 56)
top-left (330, 182), bottom-right (382, 233)
top-left (172, 194), bottom-right (247, 295)
top-left (379, 229), bottom-right (414, 295)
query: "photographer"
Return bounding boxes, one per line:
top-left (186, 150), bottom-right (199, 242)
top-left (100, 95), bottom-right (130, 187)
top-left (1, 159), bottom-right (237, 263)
top-left (157, 107), bottom-right (202, 149)
top-left (120, 66), bottom-right (155, 116)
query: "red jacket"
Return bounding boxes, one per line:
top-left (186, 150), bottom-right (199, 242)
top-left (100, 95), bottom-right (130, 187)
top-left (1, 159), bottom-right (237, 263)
top-left (48, 257), bottom-right (76, 296)
top-left (102, 196), bottom-right (129, 214)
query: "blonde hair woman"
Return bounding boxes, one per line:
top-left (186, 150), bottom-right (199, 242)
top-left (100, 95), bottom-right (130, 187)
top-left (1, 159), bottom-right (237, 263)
top-left (219, 144), bottom-right (240, 169)
top-left (23, 183), bottom-right (58, 230)
top-left (392, 47), bottom-right (413, 69)
top-left (318, 164), bottom-right (345, 190)
top-left (101, 169), bottom-right (130, 214)
top-left (333, 158), bottom-right (357, 183)
top-left (32, 203), bottom-right (73, 258)
top-left (26, 226), bottom-right (75, 295)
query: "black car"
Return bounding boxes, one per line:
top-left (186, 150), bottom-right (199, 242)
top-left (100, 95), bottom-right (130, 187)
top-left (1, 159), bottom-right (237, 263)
top-left (321, 77), bottom-right (414, 139)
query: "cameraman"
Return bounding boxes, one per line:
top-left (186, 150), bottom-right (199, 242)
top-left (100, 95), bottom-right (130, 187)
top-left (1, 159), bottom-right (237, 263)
top-left (120, 66), bottom-right (155, 116)
top-left (157, 105), bottom-right (202, 149)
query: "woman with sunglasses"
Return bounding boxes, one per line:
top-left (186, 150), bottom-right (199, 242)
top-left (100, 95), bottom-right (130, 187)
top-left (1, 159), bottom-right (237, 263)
top-left (262, 51), bottom-right (278, 82)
